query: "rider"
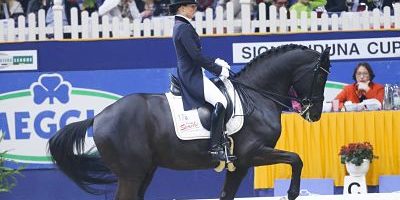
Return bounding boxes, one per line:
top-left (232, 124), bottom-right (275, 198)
top-left (169, 0), bottom-right (231, 161)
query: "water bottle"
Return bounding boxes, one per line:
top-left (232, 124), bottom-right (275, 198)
top-left (383, 84), bottom-right (393, 110)
top-left (393, 84), bottom-right (400, 110)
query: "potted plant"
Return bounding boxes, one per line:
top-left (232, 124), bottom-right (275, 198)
top-left (0, 133), bottom-right (23, 192)
top-left (338, 142), bottom-right (378, 177)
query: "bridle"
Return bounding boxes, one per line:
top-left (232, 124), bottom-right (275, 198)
top-left (297, 58), bottom-right (330, 118)
top-left (229, 56), bottom-right (330, 119)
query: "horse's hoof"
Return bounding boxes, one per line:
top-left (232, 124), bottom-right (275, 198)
top-left (287, 189), bottom-right (299, 200)
top-left (287, 192), bottom-right (299, 200)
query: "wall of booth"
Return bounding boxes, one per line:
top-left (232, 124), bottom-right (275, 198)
top-left (0, 30), bottom-right (399, 199)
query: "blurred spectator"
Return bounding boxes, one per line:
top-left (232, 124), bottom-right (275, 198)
top-left (197, 0), bottom-right (214, 11)
top-left (136, 0), bottom-right (169, 19)
top-left (96, 0), bottom-right (105, 9)
top-left (154, 0), bottom-right (169, 16)
top-left (1, 0), bottom-right (9, 19)
top-left (341, 0), bottom-right (395, 12)
top-left (26, 0), bottom-right (51, 19)
top-left (360, 0), bottom-right (394, 11)
top-left (98, 0), bottom-right (141, 22)
top-left (267, 0), bottom-right (289, 18)
top-left (19, 0), bottom-right (28, 12)
top-left (334, 62), bottom-right (384, 110)
top-left (138, 0), bottom-right (153, 18)
top-left (47, 0), bottom-right (81, 25)
top-left (289, 0), bottom-right (326, 18)
top-left (254, 0), bottom-right (289, 21)
top-left (134, 0), bottom-right (143, 11)
top-left (81, 0), bottom-right (101, 13)
top-left (0, 0), bottom-right (24, 20)
top-left (325, 0), bottom-right (346, 12)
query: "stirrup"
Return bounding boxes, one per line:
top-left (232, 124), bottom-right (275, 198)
top-left (222, 143), bottom-right (237, 163)
top-left (213, 136), bottom-right (237, 172)
top-left (221, 135), bottom-right (237, 163)
top-left (209, 146), bottom-right (226, 161)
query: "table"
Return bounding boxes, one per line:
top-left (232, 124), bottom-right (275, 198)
top-left (254, 111), bottom-right (400, 189)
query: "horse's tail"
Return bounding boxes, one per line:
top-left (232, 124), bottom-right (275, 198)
top-left (48, 118), bottom-right (116, 194)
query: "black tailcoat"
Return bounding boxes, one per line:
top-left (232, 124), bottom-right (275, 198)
top-left (172, 16), bottom-right (223, 110)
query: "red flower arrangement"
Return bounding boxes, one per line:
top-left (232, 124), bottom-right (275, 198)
top-left (339, 142), bottom-right (378, 166)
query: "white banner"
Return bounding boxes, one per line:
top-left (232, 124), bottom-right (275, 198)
top-left (232, 37), bottom-right (400, 63)
top-left (0, 50), bottom-right (38, 71)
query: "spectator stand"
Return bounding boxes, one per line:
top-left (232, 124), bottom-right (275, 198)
top-left (0, 1), bottom-right (399, 41)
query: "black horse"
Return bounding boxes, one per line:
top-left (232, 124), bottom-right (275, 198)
top-left (48, 44), bottom-right (331, 200)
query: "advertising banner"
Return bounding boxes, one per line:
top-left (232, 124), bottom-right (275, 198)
top-left (0, 31), bottom-right (399, 169)
top-left (232, 37), bottom-right (400, 63)
top-left (0, 50), bottom-right (38, 71)
top-left (0, 69), bottom-right (172, 169)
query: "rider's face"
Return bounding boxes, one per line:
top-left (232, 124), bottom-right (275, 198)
top-left (179, 4), bottom-right (197, 19)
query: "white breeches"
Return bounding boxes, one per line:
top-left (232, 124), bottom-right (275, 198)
top-left (203, 76), bottom-right (227, 109)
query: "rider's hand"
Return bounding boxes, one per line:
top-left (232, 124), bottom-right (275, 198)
top-left (219, 66), bottom-right (229, 80)
top-left (357, 81), bottom-right (370, 93)
top-left (215, 58), bottom-right (231, 70)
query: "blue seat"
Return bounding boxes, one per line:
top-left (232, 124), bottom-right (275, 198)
top-left (379, 175), bottom-right (400, 193)
top-left (274, 178), bottom-right (334, 196)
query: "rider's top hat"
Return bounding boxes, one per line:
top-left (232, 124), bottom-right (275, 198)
top-left (169, 0), bottom-right (197, 14)
top-left (170, 0), bottom-right (197, 6)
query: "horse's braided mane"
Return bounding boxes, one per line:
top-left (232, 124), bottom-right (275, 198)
top-left (233, 44), bottom-right (311, 78)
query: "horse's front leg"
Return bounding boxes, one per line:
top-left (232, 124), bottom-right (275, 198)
top-left (220, 167), bottom-right (249, 200)
top-left (253, 146), bottom-right (303, 200)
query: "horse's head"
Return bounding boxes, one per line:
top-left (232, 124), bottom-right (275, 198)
top-left (232, 45), bottom-right (331, 121)
top-left (293, 47), bottom-right (331, 122)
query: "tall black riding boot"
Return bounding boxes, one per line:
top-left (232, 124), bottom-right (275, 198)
top-left (208, 102), bottom-right (226, 161)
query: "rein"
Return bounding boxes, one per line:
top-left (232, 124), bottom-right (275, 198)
top-left (229, 77), bottom-right (301, 113)
top-left (228, 58), bottom-right (330, 116)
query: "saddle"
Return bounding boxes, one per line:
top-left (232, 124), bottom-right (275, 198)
top-left (169, 74), bottom-right (233, 131)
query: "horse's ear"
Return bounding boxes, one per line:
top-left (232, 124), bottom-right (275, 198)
top-left (321, 47), bottom-right (330, 61)
top-left (320, 47), bottom-right (331, 70)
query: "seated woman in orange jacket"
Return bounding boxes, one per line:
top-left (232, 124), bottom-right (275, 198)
top-left (335, 62), bottom-right (384, 110)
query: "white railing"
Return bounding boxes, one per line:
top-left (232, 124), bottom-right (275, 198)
top-left (0, 2), bottom-right (399, 42)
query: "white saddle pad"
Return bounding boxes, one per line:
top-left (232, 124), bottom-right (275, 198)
top-left (165, 79), bottom-right (244, 140)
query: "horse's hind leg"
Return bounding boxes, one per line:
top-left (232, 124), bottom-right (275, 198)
top-left (252, 146), bottom-right (303, 200)
top-left (115, 178), bottom-right (143, 200)
top-left (220, 167), bottom-right (249, 200)
top-left (94, 134), bottom-right (152, 200)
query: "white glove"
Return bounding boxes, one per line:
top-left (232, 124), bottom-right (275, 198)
top-left (215, 58), bottom-right (231, 70)
top-left (219, 66), bottom-right (229, 80)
